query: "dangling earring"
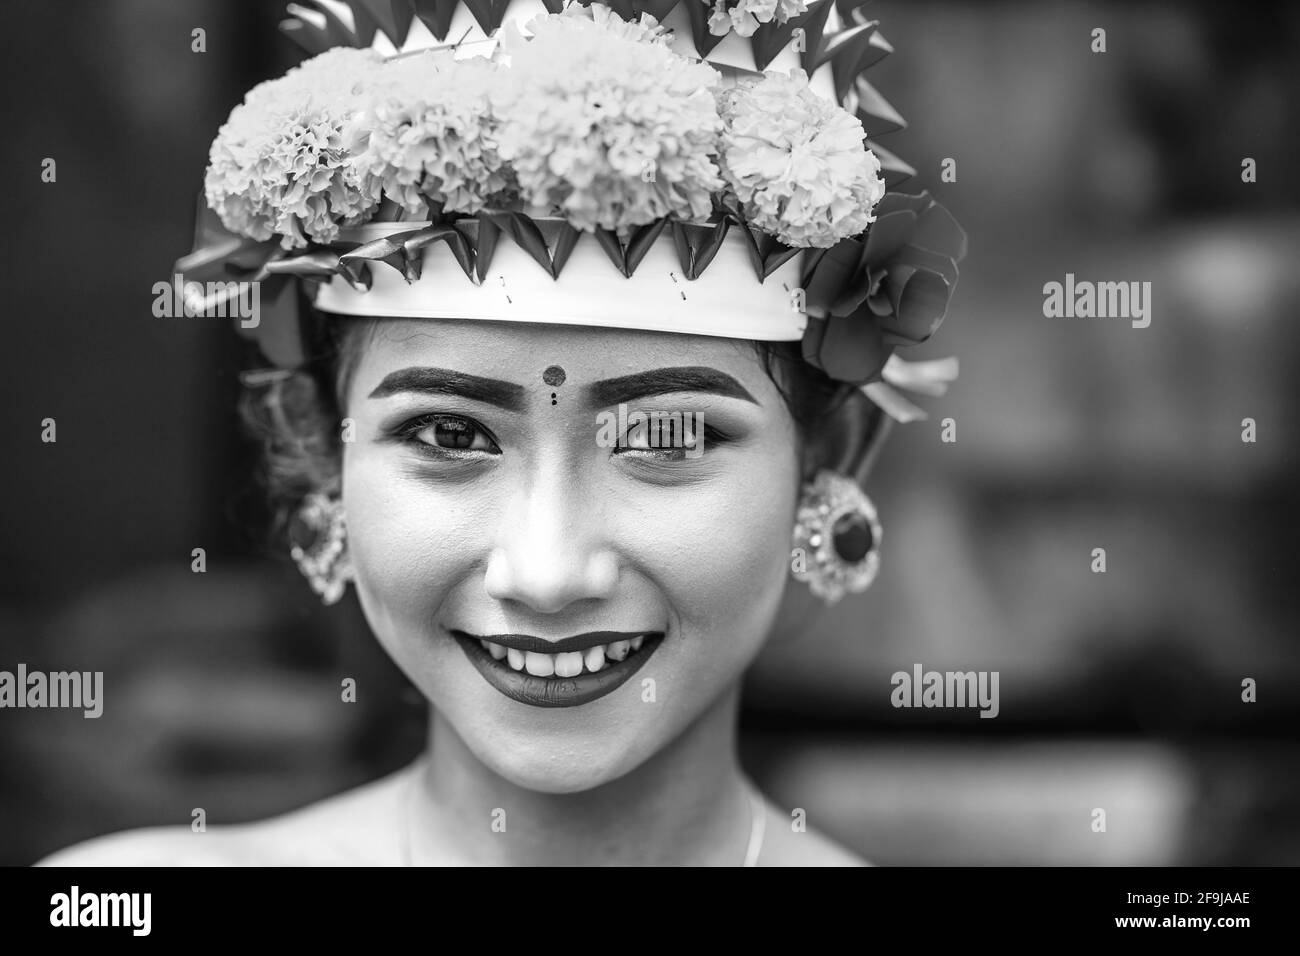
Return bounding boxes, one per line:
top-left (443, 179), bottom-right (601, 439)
top-left (289, 492), bottom-right (352, 605)
top-left (790, 470), bottom-right (882, 605)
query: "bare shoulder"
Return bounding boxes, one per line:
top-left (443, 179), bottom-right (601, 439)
top-left (755, 795), bottom-right (874, 867)
top-left (37, 764), bottom-right (415, 867)
top-left (37, 826), bottom-right (215, 867)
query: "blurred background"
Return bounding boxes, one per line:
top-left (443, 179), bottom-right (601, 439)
top-left (1, 0), bottom-right (1297, 865)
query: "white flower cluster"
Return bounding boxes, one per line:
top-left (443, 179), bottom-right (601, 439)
top-left (205, 48), bottom-right (386, 249)
top-left (203, 1), bottom-right (882, 251)
top-left (706, 0), bottom-right (810, 38)
top-left (718, 69), bottom-right (886, 248)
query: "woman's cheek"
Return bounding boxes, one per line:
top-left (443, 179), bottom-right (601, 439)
top-left (342, 453), bottom-right (480, 621)
top-left (620, 462), bottom-right (796, 642)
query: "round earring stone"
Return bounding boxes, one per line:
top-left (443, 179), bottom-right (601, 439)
top-left (288, 511), bottom-right (321, 552)
top-left (831, 512), bottom-right (873, 563)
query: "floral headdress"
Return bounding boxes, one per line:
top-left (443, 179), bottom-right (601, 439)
top-left (178, 0), bottom-right (967, 422)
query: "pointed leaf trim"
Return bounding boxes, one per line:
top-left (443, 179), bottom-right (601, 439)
top-left (478, 209), bottom-right (553, 274)
top-left (623, 217), bottom-right (670, 274)
top-left (298, 0), bottom-right (365, 48)
top-left (594, 218), bottom-right (671, 276)
top-left (452, 215), bottom-right (501, 283)
top-left (754, 2), bottom-right (832, 70)
top-left (592, 229), bottom-right (628, 273)
top-left (461, 0), bottom-right (513, 36)
top-left (815, 20), bottom-right (875, 71)
top-left (833, 0), bottom-right (874, 26)
top-left (548, 221), bottom-right (581, 277)
top-left (401, 225), bottom-right (477, 281)
top-left (793, 0), bottom-right (836, 75)
top-left (352, 0), bottom-right (414, 46)
top-left (604, 0), bottom-right (639, 22)
top-left (731, 218), bottom-right (799, 282)
top-left (635, 0), bottom-right (682, 22)
top-left (411, 0), bottom-right (458, 41)
top-left (669, 218), bottom-right (730, 279)
top-left (683, 0), bottom-right (726, 58)
top-left (279, 18), bottom-right (333, 56)
top-left (853, 77), bottom-right (907, 137)
top-left (259, 250), bottom-right (342, 280)
top-left (338, 227), bottom-right (433, 283)
top-left (339, 0), bottom-right (380, 45)
top-left (824, 22), bottom-right (879, 102)
top-left (866, 139), bottom-right (916, 187)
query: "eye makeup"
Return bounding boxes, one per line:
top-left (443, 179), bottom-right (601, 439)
top-left (388, 412), bottom-right (503, 460)
top-left (369, 374), bottom-right (762, 476)
top-left (612, 422), bottom-right (735, 457)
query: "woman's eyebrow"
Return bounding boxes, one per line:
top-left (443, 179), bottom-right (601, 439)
top-left (585, 367), bottom-right (759, 407)
top-left (367, 367), bottom-right (526, 411)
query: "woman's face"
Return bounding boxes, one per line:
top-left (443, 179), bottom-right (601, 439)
top-left (341, 318), bottom-right (802, 793)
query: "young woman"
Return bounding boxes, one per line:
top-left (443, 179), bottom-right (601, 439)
top-left (40, 0), bottom-right (963, 866)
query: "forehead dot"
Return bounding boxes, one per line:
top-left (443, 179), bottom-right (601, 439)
top-left (542, 365), bottom-right (566, 387)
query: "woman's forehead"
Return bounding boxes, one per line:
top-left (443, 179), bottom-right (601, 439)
top-left (351, 317), bottom-right (769, 385)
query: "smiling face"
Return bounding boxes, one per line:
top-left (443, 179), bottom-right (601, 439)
top-left (339, 317), bottom-right (802, 793)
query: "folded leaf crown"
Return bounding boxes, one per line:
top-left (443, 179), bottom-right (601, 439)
top-left (179, 0), bottom-right (967, 394)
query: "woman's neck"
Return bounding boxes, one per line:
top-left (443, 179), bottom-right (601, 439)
top-left (407, 683), bottom-right (753, 865)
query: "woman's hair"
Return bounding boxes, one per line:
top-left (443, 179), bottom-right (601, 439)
top-left (240, 292), bottom-right (882, 544)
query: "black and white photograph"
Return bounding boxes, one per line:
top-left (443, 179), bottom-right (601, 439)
top-left (1, 0), bottom-right (1296, 904)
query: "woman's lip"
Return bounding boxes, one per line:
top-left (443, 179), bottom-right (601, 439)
top-left (451, 632), bottom-right (665, 709)
top-left (449, 629), bottom-right (651, 655)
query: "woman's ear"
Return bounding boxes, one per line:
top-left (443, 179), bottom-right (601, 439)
top-left (771, 391), bottom-right (891, 647)
top-left (801, 388), bottom-right (893, 487)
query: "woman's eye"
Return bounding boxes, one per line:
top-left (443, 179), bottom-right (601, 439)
top-left (407, 416), bottom-right (499, 454)
top-left (615, 417), bottom-right (709, 458)
top-left (617, 424), bottom-right (693, 451)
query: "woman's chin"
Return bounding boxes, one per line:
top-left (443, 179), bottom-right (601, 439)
top-left (463, 732), bottom-right (651, 794)
top-left (480, 749), bottom-right (642, 796)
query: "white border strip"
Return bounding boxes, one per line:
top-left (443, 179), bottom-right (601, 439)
top-left (313, 221), bottom-right (808, 342)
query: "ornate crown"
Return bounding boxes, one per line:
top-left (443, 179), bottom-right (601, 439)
top-left (176, 0), bottom-right (967, 421)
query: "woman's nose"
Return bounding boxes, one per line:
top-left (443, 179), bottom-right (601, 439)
top-left (482, 472), bottom-right (619, 614)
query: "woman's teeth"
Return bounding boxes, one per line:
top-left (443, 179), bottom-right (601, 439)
top-left (479, 636), bottom-right (651, 677)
